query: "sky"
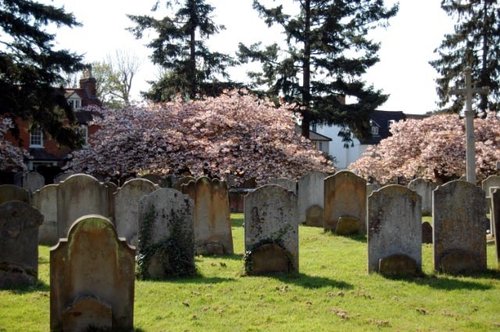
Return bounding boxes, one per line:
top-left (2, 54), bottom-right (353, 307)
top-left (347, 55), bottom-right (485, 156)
top-left (42, 0), bottom-right (455, 115)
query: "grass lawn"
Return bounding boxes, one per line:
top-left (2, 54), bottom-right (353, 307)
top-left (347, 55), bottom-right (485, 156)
top-left (1, 213), bottom-right (499, 331)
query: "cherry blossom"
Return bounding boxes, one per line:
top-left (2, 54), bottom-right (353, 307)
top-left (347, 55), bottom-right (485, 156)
top-left (0, 117), bottom-right (27, 172)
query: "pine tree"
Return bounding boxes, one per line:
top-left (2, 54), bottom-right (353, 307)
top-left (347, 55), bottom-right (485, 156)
top-left (0, 0), bottom-right (84, 148)
top-left (128, 0), bottom-right (234, 101)
top-left (430, 0), bottom-right (499, 114)
top-left (238, 0), bottom-right (398, 138)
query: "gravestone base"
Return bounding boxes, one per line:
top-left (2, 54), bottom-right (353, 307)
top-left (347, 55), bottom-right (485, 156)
top-left (421, 222), bottom-right (433, 244)
top-left (336, 216), bottom-right (360, 235)
top-left (438, 250), bottom-right (484, 274)
top-left (305, 205), bottom-right (323, 227)
top-left (0, 263), bottom-right (36, 288)
top-left (196, 242), bottom-right (225, 256)
top-left (378, 254), bottom-right (419, 276)
top-left (246, 243), bottom-right (293, 275)
top-left (62, 296), bottom-right (112, 332)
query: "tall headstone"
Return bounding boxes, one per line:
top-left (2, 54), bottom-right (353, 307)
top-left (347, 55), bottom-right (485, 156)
top-left (268, 177), bottom-right (297, 194)
top-left (57, 174), bottom-right (109, 238)
top-left (23, 171), bottom-right (45, 193)
top-left (492, 188), bottom-right (500, 266)
top-left (181, 177), bottom-right (233, 255)
top-left (137, 188), bottom-right (195, 279)
top-left (32, 184), bottom-right (59, 245)
top-left (297, 171), bottom-right (325, 226)
top-left (482, 175), bottom-right (500, 235)
top-left (114, 178), bottom-right (157, 245)
top-left (408, 178), bottom-right (437, 216)
top-left (324, 171), bottom-right (367, 234)
top-left (0, 184), bottom-right (30, 204)
top-left (433, 180), bottom-right (487, 274)
top-left (50, 215), bottom-right (135, 331)
top-left (367, 185), bottom-right (422, 275)
top-left (244, 185), bottom-right (298, 275)
top-left (0, 201), bottom-right (43, 288)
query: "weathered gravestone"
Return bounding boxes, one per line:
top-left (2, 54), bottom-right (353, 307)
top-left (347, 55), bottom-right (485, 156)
top-left (57, 174), bottom-right (109, 239)
top-left (408, 178), bottom-right (437, 216)
top-left (268, 177), bottom-right (297, 194)
top-left (0, 201), bottom-right (43, 288)
top-left (421, 221), bottom-right (433, 244)
top-left (244, 185), bottom-right (298, 275)
top-left (368, 185), bottom-right (422, 276)
top-left (173, 176), bottom-right (196, 191)
top-left (53, 172), bottom-right (74, 184)
top-left (0, 184), bottom-right (30, 204)
top-left (433, 180), bottom-right (487, 274)
top-left (181, 177), bottom-right (233, 255)
top-left (114, 178), bottom-right (157, 245)
top-left (137, 188), bottom-right (195, 279)
top-left (104, 181), bottom-right (118, 221)
top-left (298, 171), bottom-right (325, 226)
top-left (23, 171), bottom-right (45, 193)
top-left (492, 188), bottom-right (500, 266)
top-left (32, 184), bottom-right (59, 245)
top-left (482, 175), bottom-right (500, 235)
top-left (50, 215), bottom-right (135, 331)
top-left (324, 171), bottom-right (367, 234)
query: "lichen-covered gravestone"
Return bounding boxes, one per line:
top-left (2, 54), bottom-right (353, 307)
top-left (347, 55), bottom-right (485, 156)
top-left (0, 201), bottom-right (43, 288)
top-left (324, 171), bottom-right (367, 235)
top-left (137, 188), bottom-right (195, 279)
top-left (297, 171), bottom-right (325, 226)
top-left (492, 188), bottom-right (500, 266)
top-left (368, 185), bottom-right (422, 276)
top-left (32, 184), bottom-right (59, 246)
top-left (433, 180), bottom-right (487, 274)
top-left (408, 178), bottom-right (437, 216)
top-left (268, 177), bottom-right (297, 195)
top-left (0, 184), bottom-right (30, 205)
top-left (181, 177), bottom-right (233, 255)
top-left (23, 171), bottom-right (45, 193)
top-left (244, 185), bottom-right (298, 275)
top-left (114, 178), bottom-right (157, 245)
top-left (50, 215), bottom-right (135, 331)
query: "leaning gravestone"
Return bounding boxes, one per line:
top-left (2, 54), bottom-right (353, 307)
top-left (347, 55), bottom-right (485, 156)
top-left (268, 177), bottom-right (297, 194)
top-left (23, 171), bottom-right (45, 193)
top-left (114, 178), bottom-right (157, 245)
top-left (50, 215), bottom-right (135, 331)
top-left (57, 174), bottom-right (109, 238)
top-left (137, 188), bottom-right (195, 279)
top-left (433, 180), bottom-right (487, 274)
top-left (0, 201), bottom-right (43, 288)
top-left (0, 184), bottom-right (30, 204)
top-left (244, 185), bottom-right (298, 275)
top-left (482, 175), bottom-right (500, 235)
top-left (492, 188), bottom-right (500, 266)
top-left (32, 184), bottom-right (59, 245)
top-left (324, 171), bottom-right (367, 234)
top-left (297, 171), bottom-right (325, 226)
top-left (181, 177), bottom-right (233, 255)
top-left (367, 185), bottom-right (422, 275)
top-left (408, 178), bottom-right (437, 216)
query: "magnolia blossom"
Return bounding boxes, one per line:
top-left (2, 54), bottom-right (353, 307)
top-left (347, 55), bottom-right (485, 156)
top-left (349, 113), bottom-right (500, 184)
top-left (68, 90), bottom-right (334, 184)
top-left (0, 117), bottom-right (27, 172)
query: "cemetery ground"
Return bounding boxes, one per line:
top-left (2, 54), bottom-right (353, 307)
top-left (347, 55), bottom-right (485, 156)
top-left (1, 214), bottom-right (499, 331)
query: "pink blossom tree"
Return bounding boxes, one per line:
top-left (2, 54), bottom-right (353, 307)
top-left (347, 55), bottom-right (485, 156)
top-left (349, 113), bottom-right (500, 184)
top-left (68, 90), bottom-right (333, 184)
top-left (0, 117), bottom-right (27, 172)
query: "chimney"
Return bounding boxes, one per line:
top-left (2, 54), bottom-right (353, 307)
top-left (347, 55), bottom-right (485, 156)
top-left (79, 65), bottom-right (97, 102)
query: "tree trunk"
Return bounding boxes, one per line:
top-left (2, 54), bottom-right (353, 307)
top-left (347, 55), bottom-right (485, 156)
top-left (301, 0), bottom-right (311, 139)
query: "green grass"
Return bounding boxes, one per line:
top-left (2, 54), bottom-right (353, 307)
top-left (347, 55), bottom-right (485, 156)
top-left (1, 213), bottom-right (499, 331)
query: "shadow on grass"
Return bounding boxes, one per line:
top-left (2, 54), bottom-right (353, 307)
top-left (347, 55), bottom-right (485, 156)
top-left (231, 218), bottom-right (244, 228)
top-left (270, 273), bottom-right (354, 290)
top-left (4, 279), bottom-right (49, 294)
top-left (140, 276), bottom-right (236, 285)
top-left (323, 231), bottom-right (367, 243)
top-left (195, 253), bottom-right (243, 261)
top-left (382, 273), bottom-right (494, 290)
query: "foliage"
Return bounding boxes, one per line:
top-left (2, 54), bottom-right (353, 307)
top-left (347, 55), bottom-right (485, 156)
top-left (67, 90), bottom-right (333, 184)
top-left (238, 0), bottom-right (398, 138)
top-left (0, 0), bottom-right (84, 148)
top-left (128, 0), bottom-right (235, 101)
top-left (349, 113), bottom-right (500, 184)
top-left (430, 0), bottom-right (499, 113)
top-left (0, 117), bottom-right (27, 172)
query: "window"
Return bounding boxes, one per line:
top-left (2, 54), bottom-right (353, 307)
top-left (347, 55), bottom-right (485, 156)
top-left (371, 125), bottom-right (379, 136)
top-left (29, 126), bottom-right (43, 147)
top-left (79, 125), bottom-right (89, 146)
top-left (68, 98), bottom-right (81, 110)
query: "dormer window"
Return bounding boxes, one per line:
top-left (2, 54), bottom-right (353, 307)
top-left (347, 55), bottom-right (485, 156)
top-left (68, 97), bottom-right (81, 110)
top-left (29, 126), bottom-right (43, 148)
top-left (371, 126), bottom-right (379, 136)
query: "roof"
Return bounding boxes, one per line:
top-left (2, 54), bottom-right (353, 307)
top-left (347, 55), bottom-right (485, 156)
top-left (309, 130), bottom-right (332, 142)
top-left (359, 110), bottom-right (407, 145)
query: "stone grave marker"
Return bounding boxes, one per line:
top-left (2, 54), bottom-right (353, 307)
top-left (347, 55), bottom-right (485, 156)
top-left (181, 177), bottom-right (233, 255)
top-left (32, 184), bottom-right (59, 245)
top-left (54, 172), bottom-right (74, 183)
top-left (173, 176), bottom-right (196, 191)
top-left (421, 221), bottom-right (433, 244)
top-left (433, 180), bottom-right (487, 274)
top-left (297, 171), bottom-right (325, 226)
top-left (23, 171), bottom-right (45, 193)
top-left (137, 188), bottom-right (195, 279)
top-left (0, 184), bottom-right (30, 204)
top-left (104, 181), bottom-right (118, 221)
top-left (114, 178), bottom-right (157, 245)
top-left (492, 188), bottom-right (500, 266)
top-left (0, 201), bottom-right (43, 288)
top-left (268, 177), bottom-right (297, 194)
top-left (408, 178), bottom-right (437, 216)
top-left (368, 185), bottom-right (422, 276)
top-left (244, 185), bottom-right (298, 275)
top-left (482, 175), bottom-right (500, 235)
top-left (324, 171), bottom-right (367, 234)
top-left (50, 215), bottom-right (135, 331)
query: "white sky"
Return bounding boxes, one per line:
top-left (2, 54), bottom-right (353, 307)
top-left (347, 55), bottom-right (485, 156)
top-left (42, 0), bottom-right (454, 114)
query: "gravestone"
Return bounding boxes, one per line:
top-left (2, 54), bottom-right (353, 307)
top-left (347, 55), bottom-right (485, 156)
top-left (421, 222), bottom-right (433, 244)
top-left (50, 215), bottom-right (135, 331)
top-left (492, 188), bottom-right (500, 266)
top-left (137, 188), bottom-right (195, 279)
top-left (366, 183), bottom-right (381, 197)
top-left (104, 181), bottom-right (118, 221)
top-left (53, 172), bottom-right (74, 183)
top-left (174, 176), bottom-right (196, 191)
top-left (368, 185), bottom-right (422, 275)
top-left (32, 184), bottom-right (59, 245)
top-left (408, 178), bottom-right (437, 216)
top-left (324, 171), bottom-right (367, 234)
top-left (114, 178), bottom-right (157, 245)
top-left (268, 177), bottom-right (297, 194)
top-left (0, 201), bottom-right (43, 288)
top-left (433, 180), bottom-right (487, 274)
top-left (482, 175), bottom-right (500, 235)
top-left (297, 171), bottom-right (325, 226)
top-left (244, 185), bottom-right (298, 275)
top-left (0, 184), bottom-right (30, 204)
top-left (181, 177), bottom-right (233, 255)
top-left (57, 174), bottom-right (109, 238)
top-left (23, 171), bottom-right (45, 193)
